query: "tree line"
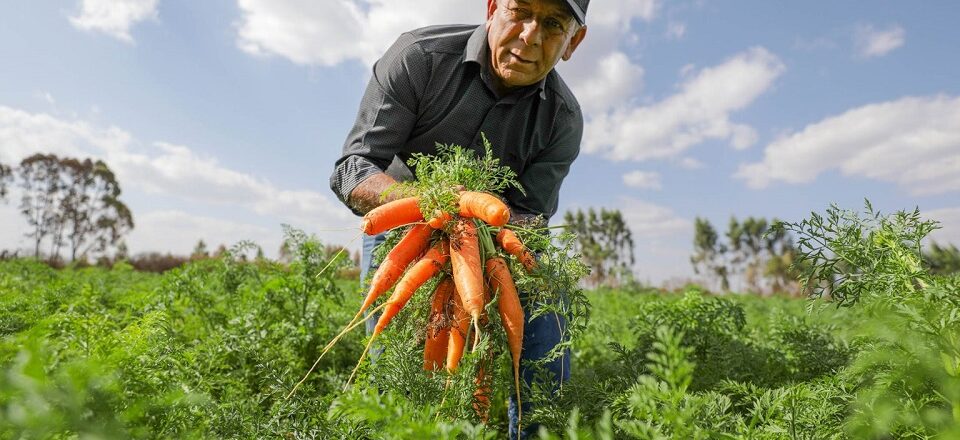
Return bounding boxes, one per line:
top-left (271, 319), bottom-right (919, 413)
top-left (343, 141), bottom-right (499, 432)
top-left (690, 216), bottom-right (804, 295)
top-left (5, 157), bottom-right (957, 283)
top-left (691, 215), bottom-right (960, 295)
top-left (564, 208), bottom-right (636, 288)
top-left (565, 208), bottom-right (960, 295)
top-left (0, 154), bottom-right (133, 263)
top-left (563, 208), bottom-right (807, 294)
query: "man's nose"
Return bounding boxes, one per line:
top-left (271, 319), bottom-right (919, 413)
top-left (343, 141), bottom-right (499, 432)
top-left (519, 19), bottom-right (543, 46)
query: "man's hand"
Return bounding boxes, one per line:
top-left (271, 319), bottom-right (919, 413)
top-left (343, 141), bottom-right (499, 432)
top-left (509, 212), bottom-right (546, 229)
top-left (347, 173), bottom-right (403, 215)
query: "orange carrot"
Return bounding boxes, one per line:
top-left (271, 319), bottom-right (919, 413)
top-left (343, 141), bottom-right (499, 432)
top-left (446, 286), bottom-right (472, 373)
top-left (496, 228), bottom-right (536, 272)
top-left (361, 196), bottom-right (423, 235)
top-left (424, 327), bottom-right (450, 371)
top-left (424, 277), bottom-right (454, 371)
top-left (449, 219), bottom-right (486, 348)
top-left (357, 224), bottom-right (433, 318)
top-left (290, 223), bottom-right (432, 398)
top-left (331, 224), bottom-right (432, 376)
top-left (427, 210), bottom-right (453, 229)
top-left (347, 238), bottom-right (449, 387)
top-left (375, 238), bottom-right (449, 333)
top-left (479, 282), bottom-right (491, 326)
top-left (486, 256), bottom-right (525, 430)
top-left (473, 357), bottom-right (492, 422)
top-left (458, 191), bottom-right (510, 227)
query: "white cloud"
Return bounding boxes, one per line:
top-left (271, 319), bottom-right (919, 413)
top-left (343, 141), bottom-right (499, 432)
top-left (0, 105), bottom-right (355, 255)
top-left (69, 0), bottom-right (159, 43)
top-left (622, 170), bottom-right (661, 190)
top-left (556, 0), bottom-right (657, 115)
top-left (232, 0), bottom-right (673, 167)
top-left (563, 196), bottom-right (691, 285)
top-left (127, 210), bottom-right (276, 256)
top-left (583, 47), bottom-right (785, 162)
top-left (666, 21), bottom-right (686, 39)
top-left (234, 0), bottom-right (484, 66)
top-left (735, 95), bottom-right (960, 195)
top-left (854, 24), bottom-right (905, 58)
top-left (39, 92), bottom-right (56, 106)
top-left (0, 106), bottom-right (131, 160)
top-left (677, 157), bottom-right (704, 170)
top-left (618, 197), bottom-right (692, 285)
top-left (114, 141), bottom-right (351, 227)
top-left (0, 203), bottom-right (29, 255)
top-left (234, 0), bottom-right (656, 119)
top-left (586, 0), bottom-right (658, 31)
top-left (618, 196), bottom-right (690, 237)
top-left (569, 51), bottom-right (644, 115)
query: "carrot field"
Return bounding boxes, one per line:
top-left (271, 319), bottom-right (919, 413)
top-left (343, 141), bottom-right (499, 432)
top-left (3, 202), bottom-right (959, 439)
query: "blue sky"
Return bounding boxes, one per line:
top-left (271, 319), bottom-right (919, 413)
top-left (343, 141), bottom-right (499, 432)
top-left (1, 0), bottom-right (959, 285)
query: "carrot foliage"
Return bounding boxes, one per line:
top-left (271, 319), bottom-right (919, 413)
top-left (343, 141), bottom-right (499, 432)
top-left (397, 133), bottom-right (523, 225)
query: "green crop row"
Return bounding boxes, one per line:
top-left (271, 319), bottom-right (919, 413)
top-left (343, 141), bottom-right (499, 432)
top-left (2, 203), bottom-right (959, 438)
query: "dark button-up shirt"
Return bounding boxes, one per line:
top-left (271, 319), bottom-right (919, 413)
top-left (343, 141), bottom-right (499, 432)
top-left (330, 24), bottom-right (583, 221)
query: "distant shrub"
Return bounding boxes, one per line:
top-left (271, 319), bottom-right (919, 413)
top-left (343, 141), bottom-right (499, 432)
top-left (337, 266), bottom-right (361, 280)
top-left (129, 252), bottom-right (191, 272)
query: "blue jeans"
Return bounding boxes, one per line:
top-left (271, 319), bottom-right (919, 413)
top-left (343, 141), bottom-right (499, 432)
top-left (359, 233), bottom-right (388, 361)
top-left (359, 233), bottom-right (570, 439)
top-left (507, 299), bottom-right (570, 439)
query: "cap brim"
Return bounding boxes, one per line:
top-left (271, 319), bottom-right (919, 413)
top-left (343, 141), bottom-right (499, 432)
top-left (564, 0), bottom-right (585, 25)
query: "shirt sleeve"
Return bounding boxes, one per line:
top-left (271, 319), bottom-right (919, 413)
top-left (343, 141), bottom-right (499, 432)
top-left (505, 104), bottom-right (583, 221)
top-left (330, 33), bottom-right (430, 215)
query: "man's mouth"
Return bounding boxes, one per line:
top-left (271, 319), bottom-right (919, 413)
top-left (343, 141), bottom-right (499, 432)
top-left (509, 52), bottom-right (535, 64)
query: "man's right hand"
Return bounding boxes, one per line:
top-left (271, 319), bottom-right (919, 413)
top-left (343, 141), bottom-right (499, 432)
top-left (347, 173), bottom-right (403, 215)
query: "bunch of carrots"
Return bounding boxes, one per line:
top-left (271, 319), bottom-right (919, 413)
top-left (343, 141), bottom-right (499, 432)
top-left (288, 189), bottom-right (538, 427)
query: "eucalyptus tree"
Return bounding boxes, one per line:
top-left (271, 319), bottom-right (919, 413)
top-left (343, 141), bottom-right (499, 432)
top-left (691, 217), bottom-right (729, 292)
top-left (0, 161), bottom-right (11, 201)
top-left (735, 217), bottom-right (766, 292)
top-left (18, 154), bottom-right (133, 261)
top-left (59, 157), bottom-right (133, 261)
top-left (564, 208), bottom-right (635, 288)
top-left (725, 217), bottom-right (744, 290)
top-left (18, 154), bottom-right (65, 258)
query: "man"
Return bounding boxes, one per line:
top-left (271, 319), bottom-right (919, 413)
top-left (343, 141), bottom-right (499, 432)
top-left (330, 0), bottom-right (588, 437)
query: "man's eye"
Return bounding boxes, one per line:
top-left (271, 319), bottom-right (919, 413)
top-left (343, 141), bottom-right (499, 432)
top-left (546, 19), bottom-right (563, 31)
top-left (508, 7), bottom-right (531, 20)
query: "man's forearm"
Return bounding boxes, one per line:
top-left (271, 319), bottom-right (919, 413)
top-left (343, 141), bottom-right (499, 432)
top-left (347, 172), bottom-right (404, 215)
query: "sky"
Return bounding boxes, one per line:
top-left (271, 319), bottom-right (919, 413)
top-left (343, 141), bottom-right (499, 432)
top-left (1, 0), bottom-right (959, 286)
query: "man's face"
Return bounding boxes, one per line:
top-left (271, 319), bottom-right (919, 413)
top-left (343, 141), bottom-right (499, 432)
top-left (486, 0), bottom-right (587, 90)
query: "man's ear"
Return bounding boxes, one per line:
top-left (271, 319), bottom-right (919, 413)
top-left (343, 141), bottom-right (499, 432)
top-left (562, 25), bottom-right (587, 61)
top-left (486, 0), bottom-right (498, 21)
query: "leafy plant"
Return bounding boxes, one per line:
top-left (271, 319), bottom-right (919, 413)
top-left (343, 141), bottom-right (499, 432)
top-left (777, 200), bottom-right (960, 437)
top-left (772, 199), bottom-right (936, 306)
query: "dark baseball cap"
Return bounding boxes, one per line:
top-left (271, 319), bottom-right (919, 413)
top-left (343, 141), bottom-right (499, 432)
top-left (564, 0), bottom-right (589, 25)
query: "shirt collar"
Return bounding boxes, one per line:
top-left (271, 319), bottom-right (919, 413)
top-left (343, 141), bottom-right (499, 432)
top-left (463, 25), bottom-right (548, 100)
